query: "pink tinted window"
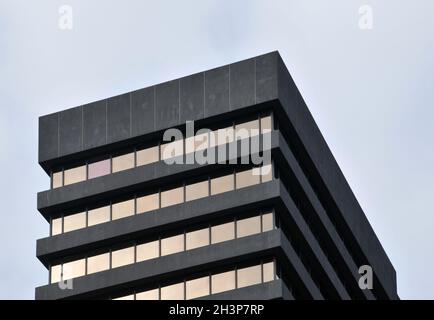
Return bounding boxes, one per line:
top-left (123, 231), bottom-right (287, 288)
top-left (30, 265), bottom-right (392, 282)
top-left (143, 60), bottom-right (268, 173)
top-left (88, 159), bottom-right (110, 179)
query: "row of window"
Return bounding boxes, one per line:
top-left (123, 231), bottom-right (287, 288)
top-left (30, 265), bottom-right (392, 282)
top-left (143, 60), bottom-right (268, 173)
top-left (112, 260), bottom-right (277, 300)
top-left (51, 115), bottom-right (272, 189)
top-left (51, 164), bottom-right (273, 236)
top-left (50, 211), bottom-right (276, 284)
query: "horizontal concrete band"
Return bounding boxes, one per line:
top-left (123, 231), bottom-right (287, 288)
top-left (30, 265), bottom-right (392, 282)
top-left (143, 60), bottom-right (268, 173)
top-left (35, 230), bottom-right (320, 300)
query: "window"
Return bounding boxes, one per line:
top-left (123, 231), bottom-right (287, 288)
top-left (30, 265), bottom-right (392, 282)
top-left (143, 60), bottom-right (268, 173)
top-left (263, 261), bottom-right (275, 282)
top-left (236, 168), bottom-right (260, 189)
top-left (161, 186), bottom-right (184, 208)
top-left (160, 282), bottom-right (184, 300)
top-left (136, 240), bottom-right (159, 262)
top-left (64, 165), bottom-right (86, 185)
top-left (186, 132), bottom-right (209, 153)
top-left (236, 215), bottom-right (261, 238)
top-left (52, 171), bottom-right (63, 188)
top-left (62, 259), bottom-right (86, 280)
top-left (111, 246), bottom-right (135, 268)
top-left (261, 115), bottom-right (272, 133)
top-left (211, 221), bottom-right (235, 244)
top-left (210, 174), bottom-right (234, 195)
top-left (87, 205), bottom-right (110, 227)
top-left (112, 152), bottom-right (135, 173)
top-left (50, 264), bottom-right (61, 283)
top-left (136, 289), bottom-right (159, 300)
top-left (161, 234), bottom-right (184, 256)
top-left (87, 253), bottom-right (110, 275)
top-left (212, 126), bottom-right (234, 147)
top-left (235, 119), bottom-right (259, 139)
top-left (186, 276), bottom-right (210, 299)
top-left (161, 139), bottom-right (184, 160)
top-left (88, 159), bottom-right (110, 179)
top-left (136, 146), bottom-right (159, 166)
top-left (114, 294), bottom-right (135, 300)
top-left (186, 228), bottom-right (209, 250)
top-left (51, 217), bottom-right (62, 236)
top-left (63, 212), bottom-right (86, 233)
top-left (237, 265), bottom-right (262, 288)
top-left (211, 270), bottom-right (235, 294)
top-left (136, 193), bottom-right (159, 214)
top-left (261, 164), bottom-right (273, 182)
top-left (112, 199), bottom-right (135, 220)
top-left (262, 212), bottom-right (274, 232)
top-left (185, 180), bottom-right (209, 202)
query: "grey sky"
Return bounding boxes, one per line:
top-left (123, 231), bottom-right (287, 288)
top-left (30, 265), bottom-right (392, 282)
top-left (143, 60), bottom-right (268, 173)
top-left (0, 0), bottom-right (433, 299)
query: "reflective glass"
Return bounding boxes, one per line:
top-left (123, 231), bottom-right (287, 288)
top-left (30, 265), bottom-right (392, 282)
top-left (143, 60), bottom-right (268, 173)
top-left (186, 132), bottom-right (209, 153)
top-left (210, 174), bottom-right (234, 195)
top-left (186, 228), bottom-right (209, 250)
top-left (186, 276), bottom-right (210, 299)
top-left (160, 282), bottom-right (184, 300)
top-left (136, 289), bottom-right (159, 300)
top-left (236, 215), bottom-right (261, 238)
top-left (235, 119), bottom-right (259, 139)
top-left (87, 253), bottom-right (110, 275)
top-left (237, 265), bottom-right (262, 288)
top-left (137, 193), bottom-right (159, 214)
top-left (112, 199), bottom-right (135, 220)
top-left (136, 146), bottom-right (159, 166)
top-left (114, 294), bottom-right (134, 300)
top-left (62, 259), bottom-right (86, 280)
top-left (111, 246), bottom-right (135, 268)
top-left (161, 186), bottom-right (184, 208)
top-left (87, 205), bottom-right (110, 227)
top-left (263, 261), bottom-right (275, 282)
top-left (161, 234), bottom-right (184, 256)
top-left (51, 217), bottom-right (62, 236)
top-left (136, 240), bottom-right (159, 262)
top-left (112, 152), bottom-right (135, 173)
top-left (211, 221), bottom-right (235, 244)
top-left (88, 159), bottom-right (110, 179)
top-left (260, 115), bottom-right (272, 133)
top-left (261, 164), bottom-right (273, 182)
top-left (52, 171), bottom-right (63, 188)
top-left (236, 168), bottom-right (260, 189)
top-left (262, 212), bottom-right (274, 232)
top-left (161, 139), bottom-right (184, 160)
top-left (64, 165), bottom-right (86, 185)
top-left (185, 180), bottom-right (209, 202)
top-left (211, 270), bottom-right (235, 294)
top-left (212, 126), bottom-right (234, 147)
top-left (50, 264), bottom-right (62, 283)
top-left (63, 212), bottom-right (86, 233)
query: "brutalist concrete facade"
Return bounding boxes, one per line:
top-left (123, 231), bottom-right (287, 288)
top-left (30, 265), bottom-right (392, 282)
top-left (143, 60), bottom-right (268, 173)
top-left (35, 52), bottom-right (398, 300)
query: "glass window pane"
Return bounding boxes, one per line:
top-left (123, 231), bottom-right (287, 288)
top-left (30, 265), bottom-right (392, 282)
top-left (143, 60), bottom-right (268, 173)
top-left (112, 199), bottom-right (135, 220)
top-left (112, 153), bottom-right (135, 173)
top-left (87, 253), bottom-right (110, 275)
top-left (50, 264), bottom-right (61, 283)
top-left (161, 234), bottom-right (184, 256)
top-left (261, 115), bottom-right (272, 133)
top-left (114, 294), bottom-right (135, 300)
top-left (161, 139), bottom-right (184, 160)
top-left (211, 270), bottom-right (235, 294)
top-left (186, 132), bottom-right (209, 153)
top-left (186, 276), bottom-right (210, 300)
top-left (137, 193), bottom-right (159, 214)
top-left (262, 212), bottom-right (274, 232)
top-left (52, 171), bottom-right (63, 188)
top-left (88, 159), bottom-right (110, 179)
top-left (136, 289), bottom-right (159, 300)
top-left (136, 240), bottom-right (159, 262)
top-left (111, 246), bottom-right (135, 269)
top-left (88, 205), bottom-right (110, 227)
top-left (235, 119), bottom-right (259, 139)
top-left (51, 217), bottom-right (62, 236)
top-left (137, 146), bottom-right (159, 166)
top-left (236, 168), bottom-right (260, 189)
top-left (261, 164), bottom-right (273, 182)
top-left (212, 127), bottom-right (234, 147)
top-left (236, 215), bottom-right (261, 238)
top-left (185, 180), bottom-right (209, 202)
top-left (237, 264), bottom-right (262, 288)
top-left (64, 165), bottom-right (86, 185)
top-left (263, 261), bottom-right (275, 282)
top-left (160, 282), bottom-right (184, 300)
top-left (161, 186), bottom-right (184, 208)
top-left (62, 259), bottom-right (86, 280)
top-left (63, 212), bottom-right (86, 233)
top-left (210, 174), bottom-right (234, 195)
top-left (186, 228), bottom-right (209, 250)
top-left (211, 221), bottom-right (235, 244)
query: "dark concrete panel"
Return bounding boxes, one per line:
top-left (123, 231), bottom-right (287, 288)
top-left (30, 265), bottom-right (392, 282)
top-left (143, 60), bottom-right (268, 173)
top-left (107, 93), bottom-right (131, 143)
top-left (155, 80), bottom-right (179, 130)
top-left (205, 66), bottom-right (229, 117)
top-left (131, 87), bottom-right (155, 136)
top-left (230, 58), bottom-right (255, 110)
top-left (83, 100), bottom-right (107, 149)
top-left (59, 107), bottom-right (82, 156)
top-left (39, 113), bottom-right (59, 162)
top-left (180, 73), bottom-right (204, 122)
top-left (256, 52), bottom-right (279, 104)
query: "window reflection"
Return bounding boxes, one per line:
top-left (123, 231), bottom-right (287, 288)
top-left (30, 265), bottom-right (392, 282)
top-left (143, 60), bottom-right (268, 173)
top-left (262, 212), bottom-right (274, 232)
top-left (50, 264), bottom-right (61, 283)
top-left (186, 180), bottom-right (209, 202)
top-left (136, 193), bottom-right (159, 214)
top-left (236, 168), bottom-right (260, 189)
top-left (236, 215), bottom-right (261, 238)
top-left (112, 153), bottom-right (134, 173)
top-left (136, 288), bottom-right (159, 300)
top-left (112, 199), bottom-right (135, 220)
top-left (51, 217), bottom-right (62, 236)
top-left (161, 186), bottom-right (184, 208)
top-left (62, 259), bottom-right (86, 280)
top-left (211, 221), bottom-right (235, 244)
top-left (263, 261), bottom-right (275, 282)
top-left (210, 174), bottom-right (234, 195)
top-left (87, 206), bottom-right (110, 227)
top-left (161, 234), bottom-right (184, 256)
top-left (64, 165), bottom-right (86, 186)
top-left (114, 294), bottom-right (135, 300)
top-left (211, 270), bottom-right (235, 294)
top-left (136, 146), bottom-right (159, 166)
top-left (160, 282), bottom-right (184, 300)
top-left (235, 119), bottom-right (259, 140)
top-left (88, 159), bottom-right (110, 179)
top-left (237, 265), bottom-right (262, 288)
top-left (186, 228), bottom-right (209, 250)
top-left (260, 115), bottom-right (272, 133)
top-left (87, 253), bottom-right (110, 275)
top-left (186, 276), bottom-right (210, 300)
top-left (111, 247), bottom-right (135, 269)
top-left (260, 164), bottom-right (273, 182)
top-left (136, 240), bottom-right (159, 262)
top-left (63, 212), bottom-right (86, 233)
top-left (161, 139), bottom-right (184, 160)
top-left (52, 171), bottom-right (63, 188)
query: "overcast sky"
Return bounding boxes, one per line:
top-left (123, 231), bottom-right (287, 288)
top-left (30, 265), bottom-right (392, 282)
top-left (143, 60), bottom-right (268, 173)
top-left (0, 0), bottom-right (433, 299)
